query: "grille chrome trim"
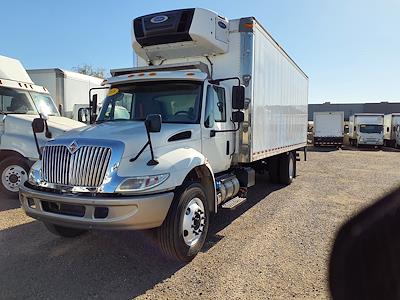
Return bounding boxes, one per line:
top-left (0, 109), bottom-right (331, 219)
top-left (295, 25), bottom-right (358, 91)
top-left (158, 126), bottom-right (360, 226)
top-left (42, 145), bottom-right (112, 188)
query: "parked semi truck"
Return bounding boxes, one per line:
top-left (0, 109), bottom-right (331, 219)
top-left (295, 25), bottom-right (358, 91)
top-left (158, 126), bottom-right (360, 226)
top-left (0, 55), bottom-right (84, 196)
top-left (20, 8), bottom-right (308, 261)
top-left (349, 113), bottom-right (384, 147)
top-left (313, 111), bottom-right (344, 147)
top-left (383, 113), bottom-right (400, 148)
top-left (27, 69), bottom-right (107, 121)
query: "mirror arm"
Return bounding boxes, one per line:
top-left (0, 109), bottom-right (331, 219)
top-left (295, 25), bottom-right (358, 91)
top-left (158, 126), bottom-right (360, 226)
top-left (31, 125), bottom-right (42, 160)
top-left (129, 127), bottom-right (159, 166)
top-left (209, 77), bottom-right (241, 85)
top-left (210, 120), bottom-right (240, 137)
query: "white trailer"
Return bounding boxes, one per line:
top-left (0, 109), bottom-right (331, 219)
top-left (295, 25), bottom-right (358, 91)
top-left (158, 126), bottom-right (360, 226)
top-left (383, 113), bottom-right (400, 147)
top-left (20, 8), bottom-right (308, 261)
top-left (27, 69), bottom-right (106, 121)
top-left (0, 55), bottom-right (84, 196)
top-left (313, 111), bottom-right (344, 146)
top-left (349, 113), bottom-right (384, 147)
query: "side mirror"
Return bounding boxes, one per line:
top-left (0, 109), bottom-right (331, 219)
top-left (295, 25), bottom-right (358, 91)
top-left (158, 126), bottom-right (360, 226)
top-left (32, 118), bottom-right (45, 133)
top-left (77, 107), bottom-right (90, 123)
top-left (145, 114), bottom-right (162, 133)
top-left (232, 111), bottom-right (244, 123)
top-left (232, 85), bottom-right (245, 109)
top-left (90, 94), bottom-right (98, 124)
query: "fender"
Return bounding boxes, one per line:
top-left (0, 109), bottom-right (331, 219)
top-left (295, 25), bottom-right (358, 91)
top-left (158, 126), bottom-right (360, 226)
top-left (117, 147), bottom-right (217, 210)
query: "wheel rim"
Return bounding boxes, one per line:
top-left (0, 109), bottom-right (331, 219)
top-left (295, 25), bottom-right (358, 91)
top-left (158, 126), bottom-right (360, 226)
top-left (182, 197), bottom-right (206, 247)
top-left (1, 165), bottom-right (27, 192)
top-left (289, 156), bottom-right (294, 179)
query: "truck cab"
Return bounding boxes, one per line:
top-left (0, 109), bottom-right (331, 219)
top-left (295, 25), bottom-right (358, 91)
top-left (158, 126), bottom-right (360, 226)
top-left (349, 114), bottom-right (384, 147)
top-left (0, 55), bottom-right (84, 196)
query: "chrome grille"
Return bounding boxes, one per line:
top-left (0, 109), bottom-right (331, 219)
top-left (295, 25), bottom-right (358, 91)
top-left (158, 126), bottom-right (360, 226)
top-left (42, 145), bottom-right (112, 187)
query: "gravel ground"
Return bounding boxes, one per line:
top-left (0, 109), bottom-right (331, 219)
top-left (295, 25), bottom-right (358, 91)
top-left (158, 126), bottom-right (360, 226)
top-left (1, 148), bottom-right (399, 299)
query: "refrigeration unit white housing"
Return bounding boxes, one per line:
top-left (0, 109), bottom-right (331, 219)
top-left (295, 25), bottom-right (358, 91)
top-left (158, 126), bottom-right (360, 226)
top-left (132, 8), bottom-right (229, 62)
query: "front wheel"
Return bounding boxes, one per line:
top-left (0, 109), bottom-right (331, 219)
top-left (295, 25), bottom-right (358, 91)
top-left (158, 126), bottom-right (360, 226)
top-left (0, 156), bottom-right (30, 197)
top-left (156, 182), bottom-right (209, 262)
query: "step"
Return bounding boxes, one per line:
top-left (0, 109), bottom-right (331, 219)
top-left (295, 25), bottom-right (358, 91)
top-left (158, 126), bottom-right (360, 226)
top-left (221, 196), bottom-right (247, 209)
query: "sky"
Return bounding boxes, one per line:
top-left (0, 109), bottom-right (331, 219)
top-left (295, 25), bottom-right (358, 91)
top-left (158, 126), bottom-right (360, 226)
top-left (1, 0), bottom-right (399, 104)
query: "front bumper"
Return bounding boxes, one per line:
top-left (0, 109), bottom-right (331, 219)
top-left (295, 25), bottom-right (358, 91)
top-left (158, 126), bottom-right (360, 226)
top-left (359, 140), bottom-right (384, 146)
top-left (19, 184), bottom-right (174, 230)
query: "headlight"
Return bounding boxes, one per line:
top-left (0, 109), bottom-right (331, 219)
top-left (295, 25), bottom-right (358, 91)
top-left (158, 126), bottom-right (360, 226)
top-left (28, 160), bottom-right (42, 185)
top-left (116, 174), bottom-right (169, 193)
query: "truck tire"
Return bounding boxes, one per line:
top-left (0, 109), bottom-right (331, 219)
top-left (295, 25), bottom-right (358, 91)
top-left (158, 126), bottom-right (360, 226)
top-left (279, 152), bottom-right (295, 185)
top-left (268, 156), bottom-right (280, 183)
top-left (0, 156), bottom-right (30, 197)
top-left (44, 222), bottom-right (88, 238)
top-left (156, 182), bottom-right (209, 262)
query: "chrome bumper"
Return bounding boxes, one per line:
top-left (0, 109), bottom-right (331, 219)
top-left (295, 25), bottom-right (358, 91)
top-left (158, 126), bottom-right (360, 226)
top-left (19, 184), bottom-right (174, 230)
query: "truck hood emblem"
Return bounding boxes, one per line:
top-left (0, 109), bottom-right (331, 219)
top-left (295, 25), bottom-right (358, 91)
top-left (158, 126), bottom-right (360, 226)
top-left (68, 141), bottom-right (79, 154)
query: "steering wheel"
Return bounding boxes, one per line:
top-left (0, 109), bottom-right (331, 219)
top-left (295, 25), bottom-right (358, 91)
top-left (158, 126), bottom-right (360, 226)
top-left (174, 111), bottom-right (191, 116)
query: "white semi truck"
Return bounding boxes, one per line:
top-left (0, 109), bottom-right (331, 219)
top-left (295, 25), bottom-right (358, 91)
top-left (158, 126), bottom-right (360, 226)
top-left (20, 8), bottom-right (308, 261)
top-left (27, 69), bottom-right (107, 122)
top-left (383, 113), bottom-right (400, 148)
top-left (0, 55), bottom-right (85, 196)
top-left (313, 111), bottom-right (344, 147)
top-left (349, 113), bottom-right (384, 147)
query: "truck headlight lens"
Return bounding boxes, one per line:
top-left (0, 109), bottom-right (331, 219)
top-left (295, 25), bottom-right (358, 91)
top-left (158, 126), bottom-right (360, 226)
top-left (28, 160), bottom-right (42, 185)
top-left (116, 174), bottom-right (169, 192)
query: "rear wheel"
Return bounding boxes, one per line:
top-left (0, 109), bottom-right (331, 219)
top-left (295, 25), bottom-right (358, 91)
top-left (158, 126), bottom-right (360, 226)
top-left (44, 222), bottom-right (88, 238)
top-left (0, 156), bottom-right (30, 197)
top-left (156, 182), bottom-right (209, 262)
top-left (279, 152), bottom-right (295, 185)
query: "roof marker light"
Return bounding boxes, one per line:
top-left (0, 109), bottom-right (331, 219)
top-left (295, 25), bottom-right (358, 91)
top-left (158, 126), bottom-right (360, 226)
top-left (127, 74), bottom-right (135, 78)
top-left (244, 23), bottom-right (254, 29)
top-left (0, 80), bottom-right (2, 84)
top-left (148, 72), bottom-right (157, 76)
top-left (138, 73), bottom-right (145, 77)
top-left (18, 83), bottom-right (22, 87)
top-left (186, 72), bottom-right (195, 76)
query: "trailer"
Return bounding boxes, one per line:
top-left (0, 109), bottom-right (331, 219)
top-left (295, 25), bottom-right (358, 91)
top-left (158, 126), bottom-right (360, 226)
top-left (383, 113), bottom-right (400, 148)
top-left (27, 69), bottom-right (106, 121)
top-left (20, 8), bottom-right (308, 261)
top-left (349, 113), bottom-right (384, 147)
top-left (313, 111), bottom-right (344, 147)
top-left (0, 55), bottom-right (84, 196)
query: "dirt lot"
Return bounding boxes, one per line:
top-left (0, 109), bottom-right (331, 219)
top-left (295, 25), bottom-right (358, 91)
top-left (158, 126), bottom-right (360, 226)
top-left (1, 148), bottom-right (400, 299)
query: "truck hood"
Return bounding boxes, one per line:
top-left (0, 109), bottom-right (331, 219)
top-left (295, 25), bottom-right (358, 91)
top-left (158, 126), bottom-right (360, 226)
top-left (6, 114), bottom-right (85, 133)
top-left (59, 121), bottom-right (200, 158)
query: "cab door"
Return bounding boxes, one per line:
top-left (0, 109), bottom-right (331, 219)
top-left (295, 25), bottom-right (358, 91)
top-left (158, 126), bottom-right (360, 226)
top-left (201, 83), bottom-right (234, 173)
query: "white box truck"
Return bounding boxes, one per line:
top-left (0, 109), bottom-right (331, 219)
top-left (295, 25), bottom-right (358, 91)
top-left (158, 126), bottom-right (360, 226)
top-left (27, 69), bottom-right (107, 121)
top-left (349, 113), bottom-right (384, 147)
top-left (383, 113), bottom-right (400, 148)
top-left (0, 55), bottom-right (84, 196)
top-left (20, 8), bottom-right (308, 261)
top-left (313, 111), bottom-right (344, 147)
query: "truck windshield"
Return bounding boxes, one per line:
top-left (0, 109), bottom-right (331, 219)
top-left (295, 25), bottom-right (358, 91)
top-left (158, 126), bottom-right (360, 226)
top-left (0, 87), bottom-right (59, 116)
top-left (30, 92), bottom-right (59, 116)
top-left (359, 124), bottom-right (383, 134)
top-left (97, 81), bottom-right (202, 124)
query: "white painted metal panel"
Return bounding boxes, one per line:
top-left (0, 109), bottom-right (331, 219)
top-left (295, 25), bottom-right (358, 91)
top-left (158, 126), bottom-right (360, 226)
top-left (313, 112), bottom-right (344, 138)
top-left (0, 55), bottom-right (33, 83)
top-left (250, 23), bottom-right (308, 161)
top-left (384, 114), bottom-right (400, 140)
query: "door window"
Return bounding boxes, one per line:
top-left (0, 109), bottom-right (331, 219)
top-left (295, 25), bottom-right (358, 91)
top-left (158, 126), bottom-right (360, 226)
top-left (204, 85), bottom-right (226, 128)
